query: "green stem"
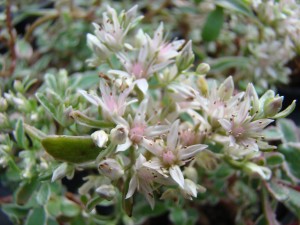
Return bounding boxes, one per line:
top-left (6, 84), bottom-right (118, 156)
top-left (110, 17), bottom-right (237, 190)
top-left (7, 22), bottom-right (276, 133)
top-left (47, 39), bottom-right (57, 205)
top-left (223, 155), bottom-right (245, 169)
top-left (70, 110), bottom-right (114, 128)
top-left (106, 58), bottom-right (114, 69)
top-left (149, 68), bottom-right (187, 89)
top-left (95, 143), bottom-right (116, 163)
top-left (24, 13), bottom-right (59, 42)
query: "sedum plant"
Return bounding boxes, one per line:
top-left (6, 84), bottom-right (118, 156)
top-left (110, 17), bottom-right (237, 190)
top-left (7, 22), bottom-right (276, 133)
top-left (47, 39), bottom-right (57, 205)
top-left (0, 3), bottom-right (299, 225)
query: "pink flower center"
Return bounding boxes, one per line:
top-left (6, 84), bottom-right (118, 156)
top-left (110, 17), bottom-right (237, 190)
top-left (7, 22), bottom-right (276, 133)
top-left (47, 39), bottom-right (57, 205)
top-left (232, 125), bottom-right (245, 138)
top-left (162, 150), bottom-right (176, 166)
top-left (129, 125), bottom-right (145, 143)
top-left (131, 62), bottom-right (144, 79)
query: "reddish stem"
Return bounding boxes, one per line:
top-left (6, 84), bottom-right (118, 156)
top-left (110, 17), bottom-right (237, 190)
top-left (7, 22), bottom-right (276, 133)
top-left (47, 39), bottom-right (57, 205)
top-left (4, 0), bottom-right (17, 77)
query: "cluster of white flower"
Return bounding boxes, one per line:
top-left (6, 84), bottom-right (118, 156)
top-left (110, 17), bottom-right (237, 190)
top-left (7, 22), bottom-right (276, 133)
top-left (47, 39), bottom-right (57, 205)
top-left (243, 0), bottom-right (300, 88)
top-left (77, 5), bottom-right (295, 209)
top-left (175, 0), bottom-right (300, 90)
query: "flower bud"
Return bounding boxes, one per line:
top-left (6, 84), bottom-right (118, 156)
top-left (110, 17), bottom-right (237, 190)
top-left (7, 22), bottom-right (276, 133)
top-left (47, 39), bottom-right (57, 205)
top-left (0, 98), bottom-right (8, 112)
top-left (183, 167), bottom-right (198, 183)
top-left (160, 189), bottom-right (179, 202)
top-left (196, 150), bottom-right (218, 170)
top-left (13, 80), bottom-right (24, 93)
top-left (196, 63), bottom-right (210, 75)
top-left (263, 96), bottom-right (283, 117)
top-left (15, 39), bottom-right (33, 59)
top-left (96, 184), bottom-right (116, 200)
top-left (218, 76), bottom-right (234, 101)
top-left (176, 40), bottom-right (194, 71)
top-left (91, 130), bottom-right (109, 148)
top-left (87, 33), bottom-right (110, 60)
top-left (63, 106), bottom-right (74, 127)
top-left (181, 179), bottom-right (200, 199)
top-left (52, 163), bottom-right (69, 182)
top-left (98, 158), bottom-right (124, 180)
top-left (0, 113), bottom-right (9, 129)
top-left (110, 125), bottom-right (128, 145)
top-left (196, 76), bottom-right (209, 97)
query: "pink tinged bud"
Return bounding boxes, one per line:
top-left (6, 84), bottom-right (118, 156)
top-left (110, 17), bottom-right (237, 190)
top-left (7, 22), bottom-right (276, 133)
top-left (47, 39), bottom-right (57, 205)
top-left (180, 129), bottom-right (197, 146)
top-left (91, 130), bottom-right (109, 148)
top-left (110, 125), bottom-right (128, 145)
top-left (98, 158), bottom-right (124, 180)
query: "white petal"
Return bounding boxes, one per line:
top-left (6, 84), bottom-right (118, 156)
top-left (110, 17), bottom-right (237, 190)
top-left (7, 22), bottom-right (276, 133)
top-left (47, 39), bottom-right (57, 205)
top-left (143, 158), bottom-right (164, 172)
top-left (112, 115), bottom-right (129, 127)
top-left (135, 79), bottom-right (148, 95)
top-left (150, 60), bottom-right (173, 73)
top-left (183, 179), bottom-right (197, 198)
top-left (140, 181), bottom-right (155, 209)
top-left (134, 98), bottom-right (148, 124)
top-left (108, 69), bottom-right (130, 78)
top-left (249, 119), bottom-right (273, 132)
top-left (229, 135), bottom-right (236, 146)
top-left (154, 22), bottom-right (164, 42)
top-left (167, 120), bottom-right (180, 150)
top-left (179, 144), bottom-right (207, 160)
top-left (169, 165), bottom-right (184, 188)
top-left (126, 176), bottom-right (137, 199)
top-left (187, 109), bottom-right (207, 125)
top-left (136, 154), bottom-right (147, 169)
top-left (126, 99), bottom-right (139, 106)
top-left (217, 76), bottom-right (234, 101)
top-left (218, 119), bottom-right (232, 131)
top-left (171, 40), bottom-right (185, 50)
top-left (141, 138), bottom-right (163, 156)
top-left (78, 90), bottom-right (101, 106)
top-left (145, 125), bottom-right (169, 137)
top-left (116, 138), bottom-right (132, 152)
